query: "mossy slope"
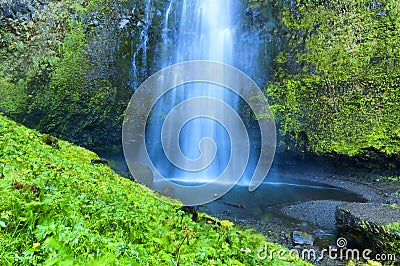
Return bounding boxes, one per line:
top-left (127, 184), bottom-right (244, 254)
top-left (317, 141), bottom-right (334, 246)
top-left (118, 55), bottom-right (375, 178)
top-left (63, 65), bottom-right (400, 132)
top-left (0, 115), bottom-right (309, 265)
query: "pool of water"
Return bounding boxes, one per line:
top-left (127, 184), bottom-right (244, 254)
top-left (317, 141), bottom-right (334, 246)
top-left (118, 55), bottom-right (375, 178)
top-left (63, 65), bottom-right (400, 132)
top-left (94, 146), bottom-right (366, 215)
top-left (202, 173), bottom-right (366, 221)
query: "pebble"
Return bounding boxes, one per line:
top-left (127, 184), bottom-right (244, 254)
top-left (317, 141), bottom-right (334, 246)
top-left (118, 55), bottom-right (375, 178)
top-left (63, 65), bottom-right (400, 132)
top-left (292, 231), bottom-right (314, 245)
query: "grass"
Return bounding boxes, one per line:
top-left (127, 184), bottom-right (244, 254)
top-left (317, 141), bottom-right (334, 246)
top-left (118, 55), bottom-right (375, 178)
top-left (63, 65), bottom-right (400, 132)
top-left (0, 114), bottom-right (309, 265)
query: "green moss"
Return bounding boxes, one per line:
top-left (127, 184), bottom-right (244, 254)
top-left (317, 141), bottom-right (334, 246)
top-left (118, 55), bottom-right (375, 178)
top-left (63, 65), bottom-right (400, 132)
top-left (383, 221), bottom-right (400, 232)
top-left (380, 176), bottom-right (400, 182)
top-left (0, 0), bottom-right (134, 147)
top-left (0, 78), bottom-right (28, 116)
top-left (265, 0), bottom-right (400, 158)
top-left (0, 114), bottom-right (310, 265)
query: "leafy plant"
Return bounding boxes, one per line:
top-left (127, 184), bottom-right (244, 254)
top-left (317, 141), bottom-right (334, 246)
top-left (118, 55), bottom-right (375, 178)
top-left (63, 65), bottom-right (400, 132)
top-left (0, 115), bottom-right (309, 265)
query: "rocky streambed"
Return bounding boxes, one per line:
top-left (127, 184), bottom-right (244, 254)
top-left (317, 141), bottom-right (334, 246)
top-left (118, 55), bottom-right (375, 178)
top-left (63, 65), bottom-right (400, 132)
top-left (201, 157), bottom-right (400, 265)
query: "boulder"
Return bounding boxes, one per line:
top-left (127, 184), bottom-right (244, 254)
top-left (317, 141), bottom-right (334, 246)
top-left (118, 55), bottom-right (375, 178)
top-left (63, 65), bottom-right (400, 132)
top-left (335, 203), bottom-right (400, 256)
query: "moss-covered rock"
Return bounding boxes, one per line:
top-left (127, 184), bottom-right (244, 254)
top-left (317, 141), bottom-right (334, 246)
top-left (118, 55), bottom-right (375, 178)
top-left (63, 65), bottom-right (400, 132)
top-left (335, 203), bottom-right (400, 256)
top-left (261, 0), bottom-right (400, 162)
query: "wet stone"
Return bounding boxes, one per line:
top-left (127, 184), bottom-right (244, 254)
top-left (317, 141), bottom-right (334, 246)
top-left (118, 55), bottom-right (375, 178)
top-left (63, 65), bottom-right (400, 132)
top-left (292, 231), bottom-right (314, 245)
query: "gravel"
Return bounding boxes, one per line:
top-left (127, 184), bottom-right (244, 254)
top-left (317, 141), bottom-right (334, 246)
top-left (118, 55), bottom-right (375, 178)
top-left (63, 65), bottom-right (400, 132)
top-left (281, 200), bottom-right (344, 230)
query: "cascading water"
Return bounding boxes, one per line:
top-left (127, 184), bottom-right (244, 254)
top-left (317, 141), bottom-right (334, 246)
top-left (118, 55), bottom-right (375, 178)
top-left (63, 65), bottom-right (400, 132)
top-left (129, 1), bottom-right (155, 90)
top-left (169, 0), bottom-right (234, 64)
top-left (146, 0), bottom-right (258, 185)
top-left (127, 0), bottom-right (267, 194)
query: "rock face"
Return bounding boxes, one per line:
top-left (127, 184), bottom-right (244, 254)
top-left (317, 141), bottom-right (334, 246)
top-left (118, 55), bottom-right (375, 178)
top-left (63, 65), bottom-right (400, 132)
top-left (335, 203), bottom-right (400, 256)
top-left (0, 0), bottom-right (45, 23)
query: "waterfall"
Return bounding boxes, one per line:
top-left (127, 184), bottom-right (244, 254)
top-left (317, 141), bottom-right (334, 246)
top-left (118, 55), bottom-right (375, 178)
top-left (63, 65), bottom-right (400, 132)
top-left (148, 0), bottom-right (237, 184)
top-left (126, 0), bottom-right (270, 196)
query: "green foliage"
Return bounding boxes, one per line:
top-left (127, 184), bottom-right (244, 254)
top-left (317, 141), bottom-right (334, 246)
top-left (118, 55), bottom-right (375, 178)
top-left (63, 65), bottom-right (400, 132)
top-left (266, 0), bottom-right (400, 158)
top-left (0, 78), bottom-right (28, 116)
top-left (0, 0), bottom-right (133, 147)
top-left (0, 115), bottom-right (310, 265)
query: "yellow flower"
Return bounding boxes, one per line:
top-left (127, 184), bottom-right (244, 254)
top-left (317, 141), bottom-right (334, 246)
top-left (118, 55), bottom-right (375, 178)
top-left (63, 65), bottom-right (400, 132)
top-left (32, 243), bottom-right (40, 249)
top-left (220, 220), bottom-right (234, 228)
